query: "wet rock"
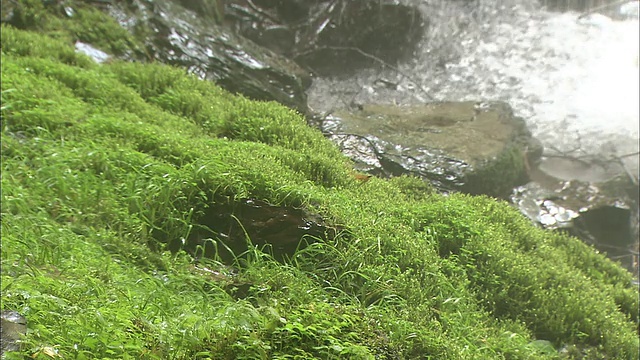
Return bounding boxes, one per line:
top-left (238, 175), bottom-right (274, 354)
top-left (226, 0), bottom-right (425, 77)
top-left (292, 1), bottom-right (425, 77)
top-left (511, 166), bottom-right (639, 273)
top-left (109, 0), bottom-right (311, 113)
top-left (320, 101), bottom-right (541, 198)
top-left (224, 0), bottom-right (306, 55)
top-left (1, 310), bottom-right (27, 355)
top-left (249, 0), bottom-right (320, 23)
top-left (75, 41), bottom-right (111, 63)
top-left (0, 0), bottom-right (17, 23)
top-left (180, 198), bottom-right (337, 262)
top-left (175, 0), bottom-right (224, 23)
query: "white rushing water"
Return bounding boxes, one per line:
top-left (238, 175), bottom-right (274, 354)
top-left (308, 0), bottom-right (639, 178)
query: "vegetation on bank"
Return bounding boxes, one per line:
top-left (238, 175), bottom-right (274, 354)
top-left (1, 23), bottom-right (638, 360)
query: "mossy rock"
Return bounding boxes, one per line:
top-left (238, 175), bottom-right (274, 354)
top-left (328, 101), bottom-right (541, 197)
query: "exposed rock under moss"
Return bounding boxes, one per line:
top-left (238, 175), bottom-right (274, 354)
top-left (175, 198), bottom-right (338, 262)
top-left (1, 310), bottom-right (27, 355)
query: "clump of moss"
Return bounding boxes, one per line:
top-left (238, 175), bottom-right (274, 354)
top-left (1, 25), bottom-right (638, 359)
top-left (4, 0), bottom-right (144, 57)
top-left (464, 144), bottom-right (527, 198)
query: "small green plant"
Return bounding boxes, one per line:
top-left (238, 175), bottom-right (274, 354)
top-left (1, 88), bottom-right (17, 112)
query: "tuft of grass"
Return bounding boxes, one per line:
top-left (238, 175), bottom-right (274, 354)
top-left (1, 24), bottom-right (638, 359)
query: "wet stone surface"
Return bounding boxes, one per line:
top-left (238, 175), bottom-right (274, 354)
top-left (75, 41), bottom-right (111, 63)
top-left (226, 0), bottom-right (425, 77)
top-left (108, 0), bottom-right (311, 113)
top-left (511, 173), bottom-right (639, 274)
top-left (318, 101), bottom-right (541, 197)
top-left (1, 310), bottom-right (27, 355)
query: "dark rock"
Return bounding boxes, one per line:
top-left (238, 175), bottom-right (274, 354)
top-left (320, 101), bottom-right (540, 198)
top-left (181, 198), bottom-right (337, 263)
top-left (175, 0), bottom-right (224, 23)
top-left (0, 0), bottom-right (16, 23)
top-left (292, 1), bottom-right (426, 77)
top-left (511, 167), bottom-right (639, 274)
top-left (249, 0), bottom-right (321, 23)
top-left (226, 0), bottom-right (425, 77)
top-left (1, 310), bottom-right (27, 355)
top-left (109, 0), bottom-right (311, 113)
top-left (224, 0), bottom-right (302, 55)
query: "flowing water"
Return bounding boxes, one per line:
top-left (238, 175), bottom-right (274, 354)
top-left (307, 0), bottom-right (639, 181)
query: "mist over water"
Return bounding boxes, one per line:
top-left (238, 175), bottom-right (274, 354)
top-left (308, 0), bottom-right (639, 175)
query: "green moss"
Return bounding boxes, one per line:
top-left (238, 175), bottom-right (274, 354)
top-left (1, 25), bottom-right (638, 359)
top-left (464, 144), bottom-right (527, 198)
top-left (4, 0), bottom-right (144, 57)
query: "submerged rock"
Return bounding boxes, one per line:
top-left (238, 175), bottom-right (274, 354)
top-left (511, 161), bottom-right (639, 273)
top-left (319, 101), bottom-right (541, 197)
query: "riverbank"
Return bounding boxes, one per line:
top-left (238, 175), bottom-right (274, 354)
top-left (1, 24), bottom-right (638, 358)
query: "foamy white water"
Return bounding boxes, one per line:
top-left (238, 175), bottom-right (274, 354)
top-left (445, 8), bottom-right (639, 157)
top-left (308, 0), bottom-right (639, 176)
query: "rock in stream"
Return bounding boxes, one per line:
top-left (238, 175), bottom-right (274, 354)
top-left (318, 100), bottom-right (542, 198)
top-left (512, 156), bottom-right (639, 274)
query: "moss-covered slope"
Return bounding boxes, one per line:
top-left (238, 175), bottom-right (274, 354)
top-left (1, 25), bottom-right (638, 359)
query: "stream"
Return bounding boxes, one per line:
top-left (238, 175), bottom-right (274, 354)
top-left (307, 0), bottom-right (639, 182)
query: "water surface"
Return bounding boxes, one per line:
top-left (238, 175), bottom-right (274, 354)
top-left (308, 0), bottom-right (639, 179)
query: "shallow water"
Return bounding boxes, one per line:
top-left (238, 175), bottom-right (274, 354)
top-left (308, 0), bottom-right (639, 179)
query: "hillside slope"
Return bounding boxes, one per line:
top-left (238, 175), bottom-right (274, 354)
top-left (1, 25), bottom-right (638, 359)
